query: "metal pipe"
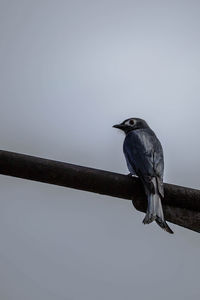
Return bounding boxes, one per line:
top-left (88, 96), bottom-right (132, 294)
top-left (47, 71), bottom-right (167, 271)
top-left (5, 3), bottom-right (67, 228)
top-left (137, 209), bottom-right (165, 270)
top-left (0, 150), bottom-right (199, 232)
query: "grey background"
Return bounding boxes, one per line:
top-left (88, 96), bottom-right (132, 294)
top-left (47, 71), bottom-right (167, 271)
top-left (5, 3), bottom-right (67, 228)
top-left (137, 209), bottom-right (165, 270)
top-left (0, 0), bottom-right (200, 299)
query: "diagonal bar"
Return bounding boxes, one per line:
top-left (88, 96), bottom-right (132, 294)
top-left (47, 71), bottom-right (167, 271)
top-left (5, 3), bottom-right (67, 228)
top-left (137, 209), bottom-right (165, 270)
top-left (0, 150), bottom-right (199, 232)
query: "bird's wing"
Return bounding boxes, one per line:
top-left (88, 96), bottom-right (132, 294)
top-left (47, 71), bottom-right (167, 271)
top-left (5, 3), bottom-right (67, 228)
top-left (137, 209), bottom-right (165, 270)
top-left (123, 129), bottom-right (164, 196)
top-left (153, 143), bottom-right (164, 197)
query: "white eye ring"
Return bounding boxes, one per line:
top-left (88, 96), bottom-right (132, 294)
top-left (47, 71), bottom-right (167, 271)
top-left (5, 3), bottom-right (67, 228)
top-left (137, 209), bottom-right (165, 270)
top-left (129, 120), bottom-right (134, 125)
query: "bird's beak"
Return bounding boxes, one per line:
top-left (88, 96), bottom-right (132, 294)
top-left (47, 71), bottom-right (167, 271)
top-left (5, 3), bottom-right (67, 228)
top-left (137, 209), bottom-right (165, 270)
top-left (112, 123), bottom-right (125, 130)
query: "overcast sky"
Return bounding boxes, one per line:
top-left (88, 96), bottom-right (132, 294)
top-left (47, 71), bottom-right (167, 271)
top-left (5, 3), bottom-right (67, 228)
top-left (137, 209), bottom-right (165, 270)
top-left (1, 0), bottom-right (200, 299)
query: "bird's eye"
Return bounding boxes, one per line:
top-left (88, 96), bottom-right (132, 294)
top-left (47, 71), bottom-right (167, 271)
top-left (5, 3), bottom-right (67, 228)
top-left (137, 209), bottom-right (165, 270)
top-left (129, 119), bottom-right (134, 125)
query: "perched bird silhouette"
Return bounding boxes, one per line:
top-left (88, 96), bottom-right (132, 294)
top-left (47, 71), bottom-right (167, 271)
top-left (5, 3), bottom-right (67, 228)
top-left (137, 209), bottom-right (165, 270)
top-left (113, 118), bottom-right (173, 234)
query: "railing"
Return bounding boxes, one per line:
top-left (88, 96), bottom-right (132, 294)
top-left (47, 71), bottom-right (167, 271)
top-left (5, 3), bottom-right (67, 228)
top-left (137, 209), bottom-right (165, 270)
top-left (0, 150), bottom-right (199, 233)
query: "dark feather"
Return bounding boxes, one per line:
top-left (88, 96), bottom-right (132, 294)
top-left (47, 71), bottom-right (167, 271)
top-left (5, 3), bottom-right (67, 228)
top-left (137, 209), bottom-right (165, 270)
top-left (123, 128), bottom-right (164, 196)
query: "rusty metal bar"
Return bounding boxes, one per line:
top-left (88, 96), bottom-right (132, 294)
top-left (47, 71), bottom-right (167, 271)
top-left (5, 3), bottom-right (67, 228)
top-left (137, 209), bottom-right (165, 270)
top-left (0, 150), bottom-right (199, 232)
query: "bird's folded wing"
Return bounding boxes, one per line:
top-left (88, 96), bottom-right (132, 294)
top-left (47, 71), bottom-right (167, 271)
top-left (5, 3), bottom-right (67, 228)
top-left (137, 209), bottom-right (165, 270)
top-left (123, 130), bottom-right (164, 196)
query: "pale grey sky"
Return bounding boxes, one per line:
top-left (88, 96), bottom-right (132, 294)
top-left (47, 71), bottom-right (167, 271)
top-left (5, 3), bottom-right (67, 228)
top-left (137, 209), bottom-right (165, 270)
top-left (0, 0), bottom-right (200, 299)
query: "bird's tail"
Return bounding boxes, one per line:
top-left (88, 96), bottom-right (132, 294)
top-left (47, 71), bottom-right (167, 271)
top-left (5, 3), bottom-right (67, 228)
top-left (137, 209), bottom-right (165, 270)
top-left (142, 178), bottom-right (173, 234)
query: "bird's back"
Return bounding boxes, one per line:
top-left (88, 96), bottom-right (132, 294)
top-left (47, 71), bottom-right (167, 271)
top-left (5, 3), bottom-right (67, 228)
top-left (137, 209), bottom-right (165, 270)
top-left (123, 128), bottom-right (164, 194)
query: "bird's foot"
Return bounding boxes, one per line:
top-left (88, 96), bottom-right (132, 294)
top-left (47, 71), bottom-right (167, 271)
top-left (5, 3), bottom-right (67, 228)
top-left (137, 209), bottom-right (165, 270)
top-left (127, 173), bottom-right (133, 177)
top-left (127, 173), bottom-right (137, 177)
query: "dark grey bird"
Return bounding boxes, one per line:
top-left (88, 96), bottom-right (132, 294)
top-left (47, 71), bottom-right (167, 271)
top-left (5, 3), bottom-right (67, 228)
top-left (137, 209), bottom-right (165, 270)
top-left (113, 118), bottom-right (173, 234)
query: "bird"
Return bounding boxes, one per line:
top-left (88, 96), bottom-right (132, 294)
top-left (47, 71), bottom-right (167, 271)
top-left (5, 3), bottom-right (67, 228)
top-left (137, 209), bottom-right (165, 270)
top-left (113, 117), bottom-right (173, 234)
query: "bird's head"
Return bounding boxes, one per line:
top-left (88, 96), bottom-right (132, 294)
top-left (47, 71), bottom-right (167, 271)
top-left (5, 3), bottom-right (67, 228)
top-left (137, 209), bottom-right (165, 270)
top-left (113, 118), bottom-right (149, 134)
